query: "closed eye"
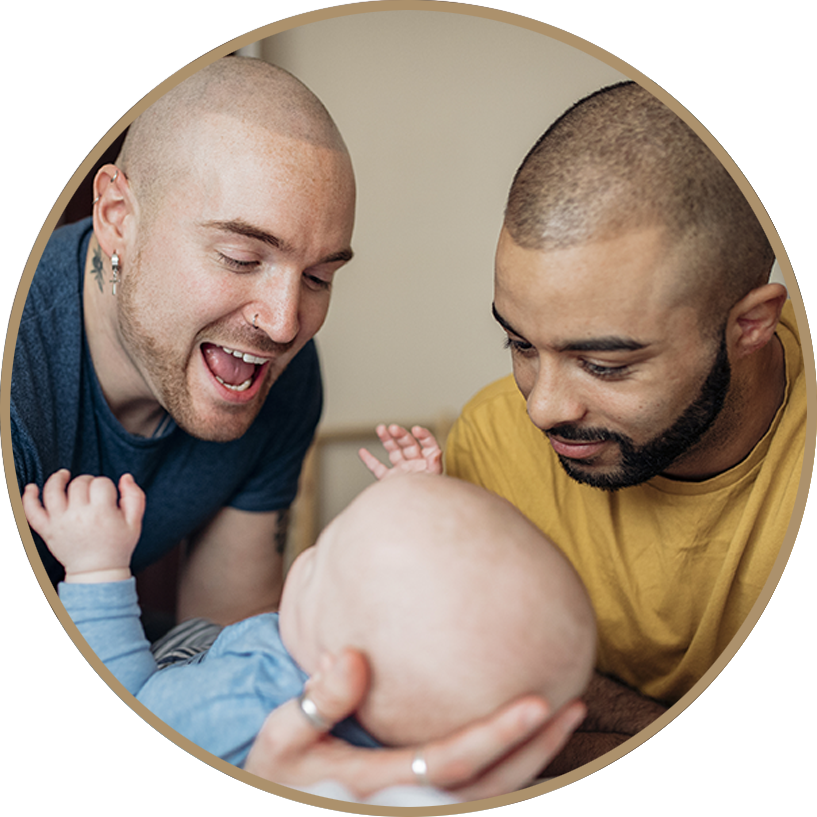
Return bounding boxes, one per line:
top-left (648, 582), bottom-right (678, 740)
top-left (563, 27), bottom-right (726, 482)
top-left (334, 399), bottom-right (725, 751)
top-left (503, 336), bottom-right (534, 356)
top-left (303, 273), bottom-right (332, 292)
top-left (218, 252), bottom-right (259, 271)
top-left (581, 360), bottom-right (631, 379)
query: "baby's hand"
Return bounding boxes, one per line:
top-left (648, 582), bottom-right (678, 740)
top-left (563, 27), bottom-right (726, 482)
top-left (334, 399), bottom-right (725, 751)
top-left (358, 424), bottom-right (443, 480)
top-left (22, 470), bottom-right (145, 583)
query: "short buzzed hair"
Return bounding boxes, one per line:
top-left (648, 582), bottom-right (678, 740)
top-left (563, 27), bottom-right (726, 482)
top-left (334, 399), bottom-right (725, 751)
top-left (505, 82), bottom-right (774, 324)
top-left (118, 56), bottom-right (348, 218)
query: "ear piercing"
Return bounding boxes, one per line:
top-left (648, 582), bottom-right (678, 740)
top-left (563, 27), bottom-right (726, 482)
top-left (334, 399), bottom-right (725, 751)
top-left (93, 169), bottom-right (120, 207)
top-left (110, 251), bottom-right (120, 296)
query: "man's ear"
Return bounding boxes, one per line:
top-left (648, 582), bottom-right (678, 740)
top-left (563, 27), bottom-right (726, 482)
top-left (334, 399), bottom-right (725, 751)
top-left (727, 282), bottom-right (788, 360)
top-left (92, 164), bottom-right (134, 259)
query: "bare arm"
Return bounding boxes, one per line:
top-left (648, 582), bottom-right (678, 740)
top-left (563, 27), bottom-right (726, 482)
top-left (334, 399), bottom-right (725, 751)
top-left (543, 671), bottom-right (668, 776)
top-left (176, 506), bottom-right (289, 625)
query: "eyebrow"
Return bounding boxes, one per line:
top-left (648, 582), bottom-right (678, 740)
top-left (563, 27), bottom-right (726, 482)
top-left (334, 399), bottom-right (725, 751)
top-left (201, 219), bottom-right (354, 265)
top-left (491, 303), bottom-right (648, 353)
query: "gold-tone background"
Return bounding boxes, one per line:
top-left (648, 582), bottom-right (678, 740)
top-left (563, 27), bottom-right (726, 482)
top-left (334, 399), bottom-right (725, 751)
top-left (0, 0), bottom-right (817, 815)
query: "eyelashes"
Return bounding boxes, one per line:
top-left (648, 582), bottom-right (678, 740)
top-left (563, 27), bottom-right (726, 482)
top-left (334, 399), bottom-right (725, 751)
top-left (503, 336), bottom-right (532, 354)
top-left (503, 336), bottom-right (631, 379)
top-left (217, 254), bottom-right (331, 291)
top-left (218, 252), bottom-right (258, 271)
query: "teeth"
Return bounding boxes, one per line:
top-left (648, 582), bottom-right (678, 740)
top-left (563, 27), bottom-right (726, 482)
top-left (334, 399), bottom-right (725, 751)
top-left (239, 352), bottom-right (268, 365)
top-left (219, 345), bottom-right (268, 365)
top-left (216, 375), bottom-right (253, 392)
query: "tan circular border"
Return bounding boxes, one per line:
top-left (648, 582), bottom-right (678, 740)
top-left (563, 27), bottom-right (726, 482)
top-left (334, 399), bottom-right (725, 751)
top-left (0, 0), bottom-right (817, 814)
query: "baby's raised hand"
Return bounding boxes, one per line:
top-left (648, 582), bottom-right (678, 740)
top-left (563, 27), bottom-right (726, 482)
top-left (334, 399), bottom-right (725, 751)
top-left (358, 424), bottom-right (443, 480)
top-left (22, 470), bottom-right (145, 583)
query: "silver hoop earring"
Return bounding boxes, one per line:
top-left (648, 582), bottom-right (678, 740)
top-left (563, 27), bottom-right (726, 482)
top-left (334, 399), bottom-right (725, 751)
top-left (110, 251), bottom-right (120, 296)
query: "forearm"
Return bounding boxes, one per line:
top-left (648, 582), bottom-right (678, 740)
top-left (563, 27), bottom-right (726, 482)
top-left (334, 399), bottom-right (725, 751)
top-left (177, 507), bottom-right (286, 625)
top-left (59, 578), bottom-right (158, 695)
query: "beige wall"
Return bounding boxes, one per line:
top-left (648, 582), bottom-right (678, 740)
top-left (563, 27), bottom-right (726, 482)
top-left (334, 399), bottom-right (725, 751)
top-left (242, 10), bottom-right (784, 530)
top-left (260, 11), bottom-right (627, 429)
top-left (248, 11), bottom-right (628, 525)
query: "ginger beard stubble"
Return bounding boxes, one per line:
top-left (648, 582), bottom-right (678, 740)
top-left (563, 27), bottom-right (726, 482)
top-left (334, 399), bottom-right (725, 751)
top-left (115, 238), bottom-right (292, 443)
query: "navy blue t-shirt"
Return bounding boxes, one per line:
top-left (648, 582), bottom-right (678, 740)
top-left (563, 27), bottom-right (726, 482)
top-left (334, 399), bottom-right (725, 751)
top-left (12, 218), bottom-right (322, 583)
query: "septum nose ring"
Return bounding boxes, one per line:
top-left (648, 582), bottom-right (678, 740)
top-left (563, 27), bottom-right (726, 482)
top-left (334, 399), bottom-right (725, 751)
top-left (252, 313), bottom-right (259, 329)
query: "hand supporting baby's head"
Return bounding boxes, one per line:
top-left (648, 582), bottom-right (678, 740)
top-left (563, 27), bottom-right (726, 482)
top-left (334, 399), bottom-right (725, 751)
top-left (280, 473), bottom-right (596, 747)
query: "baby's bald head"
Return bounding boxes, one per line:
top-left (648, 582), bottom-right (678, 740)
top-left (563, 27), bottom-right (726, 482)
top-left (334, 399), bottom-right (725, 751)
top-left (282, 474), bottom-right (596, 747)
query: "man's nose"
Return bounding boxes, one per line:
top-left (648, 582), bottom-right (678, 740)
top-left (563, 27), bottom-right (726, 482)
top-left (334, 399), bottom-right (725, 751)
top-left (525, 357), bottom-right (586, 431)
top-left (251, 272), bottom-right (301, 344)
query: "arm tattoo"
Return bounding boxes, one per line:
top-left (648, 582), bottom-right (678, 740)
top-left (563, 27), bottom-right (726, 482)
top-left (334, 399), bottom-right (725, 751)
top-left (91, 245), bottom-right (106, 292)
top-left (274, 508), bottom-right (291, 556)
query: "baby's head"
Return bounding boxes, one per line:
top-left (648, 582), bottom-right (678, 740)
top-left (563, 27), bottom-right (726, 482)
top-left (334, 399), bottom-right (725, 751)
top-left (279, 473), bottom-right (596, 746)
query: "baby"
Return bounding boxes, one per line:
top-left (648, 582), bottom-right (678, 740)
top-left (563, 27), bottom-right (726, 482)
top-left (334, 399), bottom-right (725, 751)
top-left (23, 435), bottom-right (596, 772)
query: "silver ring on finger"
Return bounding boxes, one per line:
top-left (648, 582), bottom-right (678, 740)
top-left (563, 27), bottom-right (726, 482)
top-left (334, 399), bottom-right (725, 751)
top-left (411, 749), bottom-right (431, 786)
top-left (297, 689), bottom-right (332, 732)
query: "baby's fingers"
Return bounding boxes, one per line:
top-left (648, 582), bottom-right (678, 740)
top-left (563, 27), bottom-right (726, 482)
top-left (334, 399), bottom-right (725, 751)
top-left (374, 423), bottom-right (403, 453)
top-left (412, 426), bottom-right (441, 452)
top-left (41, 468), bottom-right (72, 513)
top-left (21, 483), bottom-right (49, 535)
top-left (358, 448), bottom-right (389, 480)
top-left (386, 424), bottom-right (423, 460)
top-left (66, 473), bottom-right (96, 505)
top-left (118, 474), bottom-right (146, 529)
top-left (88, 475), bottom-right (119, 506)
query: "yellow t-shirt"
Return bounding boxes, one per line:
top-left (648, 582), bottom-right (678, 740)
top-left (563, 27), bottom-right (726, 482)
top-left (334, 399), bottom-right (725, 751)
top-left (446, 302), bottom-right (806, 704)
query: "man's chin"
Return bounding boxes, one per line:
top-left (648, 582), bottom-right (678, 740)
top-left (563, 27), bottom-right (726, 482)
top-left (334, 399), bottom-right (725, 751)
top-left (170, 402), bottom-right (263, 442)
top-left (557, 456), bottom-right (637, 492)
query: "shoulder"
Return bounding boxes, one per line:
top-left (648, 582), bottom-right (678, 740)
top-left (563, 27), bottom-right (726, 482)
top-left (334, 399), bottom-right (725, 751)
top-left (22, 218), bottom-right (91, 319)
top-left (460, 374), bottom-right (524, 415)
top-left (447, 374), bottom-right (552, 488)
top-left (452, 374), bottom-right (534, 447)
top-left (208, 614), bottom-right (306, 687)
top-left (776, 299), bottom-right (805, 386)
top-left (12, 220), bottom-right (92, 487)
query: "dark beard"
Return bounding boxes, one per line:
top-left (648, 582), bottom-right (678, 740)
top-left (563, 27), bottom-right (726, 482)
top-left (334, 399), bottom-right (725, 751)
top-left (551, 333), bottom-right (731, 491)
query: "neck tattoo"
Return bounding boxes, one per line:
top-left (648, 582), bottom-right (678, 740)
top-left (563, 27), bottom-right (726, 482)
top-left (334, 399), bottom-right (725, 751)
top-left (91, 245), bottom-right (106, 293)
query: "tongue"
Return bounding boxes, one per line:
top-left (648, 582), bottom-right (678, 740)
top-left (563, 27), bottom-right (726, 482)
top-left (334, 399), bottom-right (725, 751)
top-left (202, 343), bottom-right (256, 386)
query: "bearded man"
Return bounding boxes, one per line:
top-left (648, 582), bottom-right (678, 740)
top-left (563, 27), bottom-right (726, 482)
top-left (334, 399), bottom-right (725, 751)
top-left (446, 81), bottom-right (805, 770)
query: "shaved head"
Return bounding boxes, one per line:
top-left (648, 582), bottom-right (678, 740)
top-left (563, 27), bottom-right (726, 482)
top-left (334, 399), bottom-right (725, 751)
top-left (505, 82), bottom-right (774, 327)
top-left (118, 56), bottom-right (349, 217)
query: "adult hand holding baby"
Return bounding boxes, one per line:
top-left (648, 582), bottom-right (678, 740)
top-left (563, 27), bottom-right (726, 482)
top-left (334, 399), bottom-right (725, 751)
top-left (246, 647), bottom-right (586, 801)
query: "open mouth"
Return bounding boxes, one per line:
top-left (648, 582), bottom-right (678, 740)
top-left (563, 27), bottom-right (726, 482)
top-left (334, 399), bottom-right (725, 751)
top-left (201, 343), bottom-right (270, 393)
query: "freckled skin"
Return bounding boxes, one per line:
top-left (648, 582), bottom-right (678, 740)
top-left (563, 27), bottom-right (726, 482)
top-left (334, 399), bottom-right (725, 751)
top-left (114, 122), bottom-right (355, 441)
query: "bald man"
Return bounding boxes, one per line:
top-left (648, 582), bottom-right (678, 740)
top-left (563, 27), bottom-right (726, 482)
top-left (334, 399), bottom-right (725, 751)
top-left (13, 57), bottom-right (355, 624)
top-left (446, 81), bottom-right (805, 770)
top-left (13, 56), bottom-right (579, 797)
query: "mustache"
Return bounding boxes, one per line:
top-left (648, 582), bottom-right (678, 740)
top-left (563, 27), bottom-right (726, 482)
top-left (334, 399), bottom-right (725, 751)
top-left (544, 424), bottom-right (627, 445)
